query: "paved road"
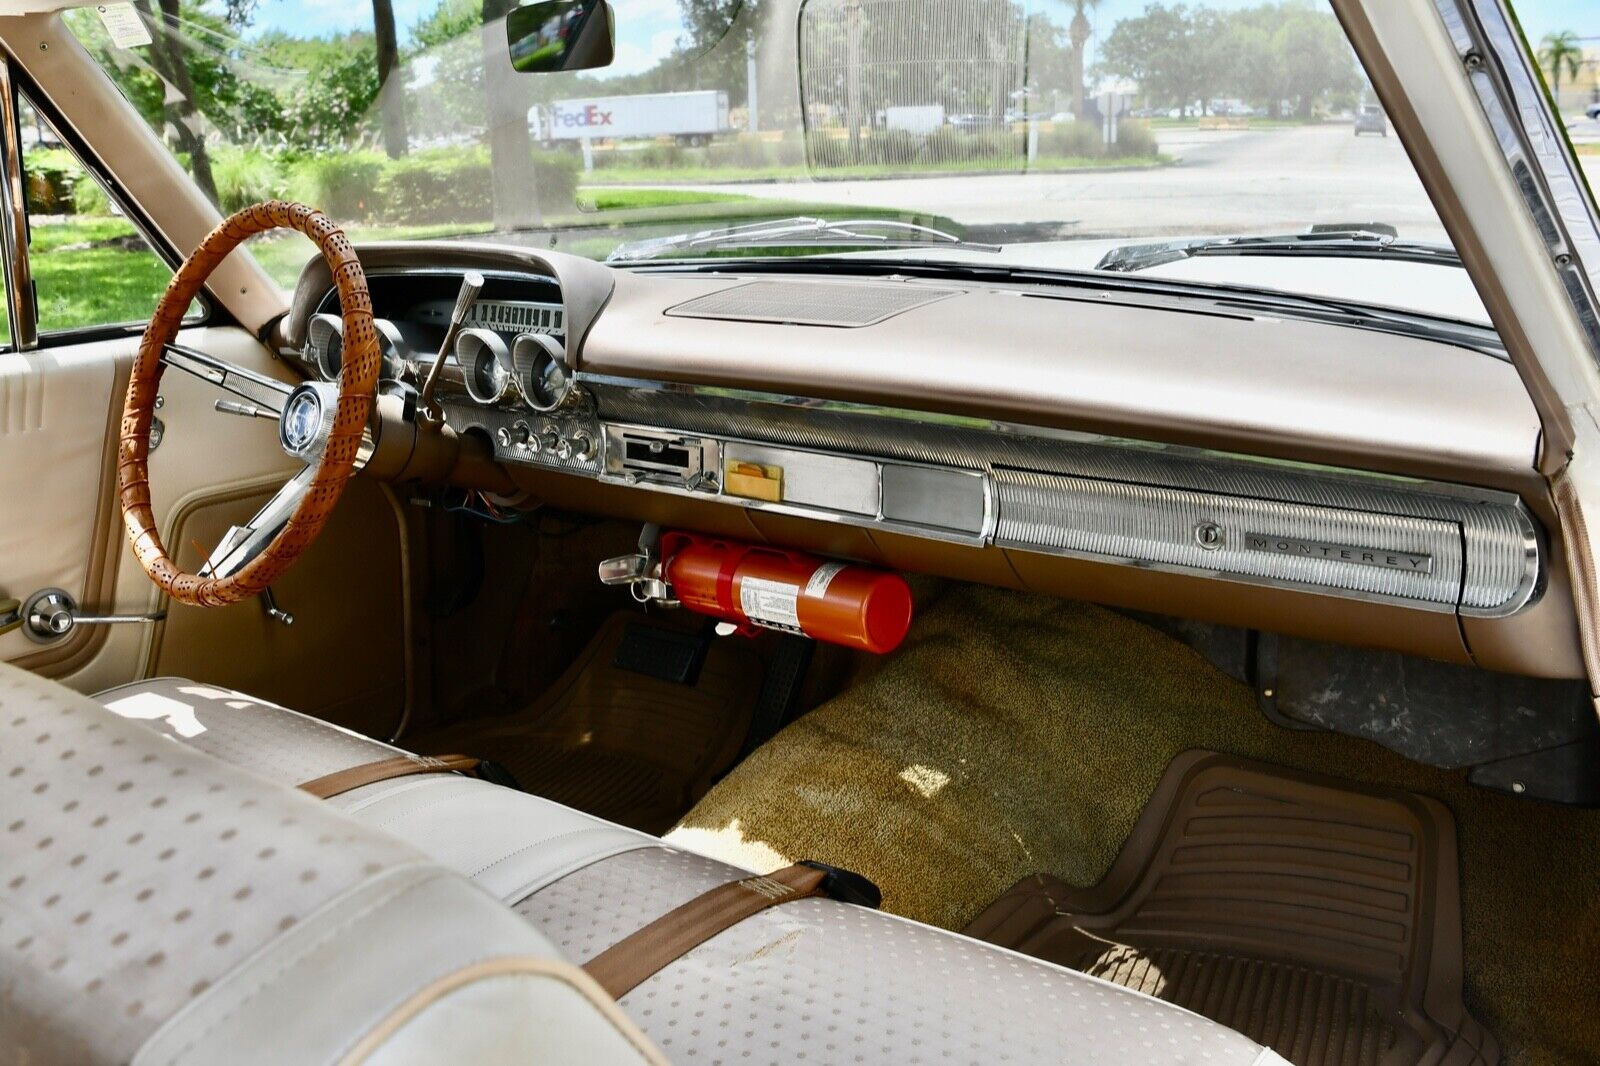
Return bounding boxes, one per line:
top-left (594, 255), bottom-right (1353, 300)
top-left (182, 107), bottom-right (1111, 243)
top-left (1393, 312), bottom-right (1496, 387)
top-left (641, 123), bottom-right (1599, 242)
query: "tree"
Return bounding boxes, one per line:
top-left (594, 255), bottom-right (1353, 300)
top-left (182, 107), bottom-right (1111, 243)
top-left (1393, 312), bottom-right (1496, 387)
top-left (137, 0), bottom-right (219, 203)
top-left (481, 0), bottom-right (540, 230)
top-left (1539, 30), bottom-right (1583, 101)
top-left (1098, 3), bottom-right (1359, 119)
top-left (1066, 0), bottom-right (1098, 118)
top-left (675, 0), bottom-right (762, 107)
top-left (1271, 6), bottom-right (1357, 119)
top-left (1098, 4), bottom-right (1203, 115)
top-left (372, 0), bottom-right (409, 157)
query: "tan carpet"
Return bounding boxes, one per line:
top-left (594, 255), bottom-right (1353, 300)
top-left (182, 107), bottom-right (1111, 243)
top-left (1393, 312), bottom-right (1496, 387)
top-left (668, 583), bottom-right (1600, 1066)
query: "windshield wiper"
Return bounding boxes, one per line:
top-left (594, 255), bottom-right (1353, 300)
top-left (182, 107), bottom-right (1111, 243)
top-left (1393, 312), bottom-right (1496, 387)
top-left (606, 216), bottom-right (1000, 263)
top-left (1096, 224), bottom-right (1461, 273)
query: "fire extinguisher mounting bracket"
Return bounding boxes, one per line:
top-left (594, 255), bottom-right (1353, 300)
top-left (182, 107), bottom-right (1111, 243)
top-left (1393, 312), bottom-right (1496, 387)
top-left (597, 524), bottom-right (679, 606)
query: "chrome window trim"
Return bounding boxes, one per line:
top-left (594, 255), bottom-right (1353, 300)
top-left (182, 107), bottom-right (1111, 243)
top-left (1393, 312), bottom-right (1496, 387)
top-left (0, 59), bottom-right (37, 351)
top-left (1441, 0), bottom-right (1600, 362)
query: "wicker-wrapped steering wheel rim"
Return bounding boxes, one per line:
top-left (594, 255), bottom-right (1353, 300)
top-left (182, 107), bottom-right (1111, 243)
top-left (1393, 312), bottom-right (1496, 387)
top-left (118, 201), bottom-right (380, 607)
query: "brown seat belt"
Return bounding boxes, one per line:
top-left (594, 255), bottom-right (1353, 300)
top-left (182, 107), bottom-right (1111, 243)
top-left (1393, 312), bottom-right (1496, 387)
top-left (298, 753), bottom-right (481, 800)
top-left (584, 863), bottom-right (836, 1000)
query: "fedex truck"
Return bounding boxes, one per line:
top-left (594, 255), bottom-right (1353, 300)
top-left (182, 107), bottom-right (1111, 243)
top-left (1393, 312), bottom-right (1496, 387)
top-left (531, 90), bottom-right (731, 146)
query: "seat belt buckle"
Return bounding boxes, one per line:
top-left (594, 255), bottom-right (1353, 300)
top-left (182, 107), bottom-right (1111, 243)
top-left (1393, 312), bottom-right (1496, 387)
top-left (798, 860), bottom-right (882, 909)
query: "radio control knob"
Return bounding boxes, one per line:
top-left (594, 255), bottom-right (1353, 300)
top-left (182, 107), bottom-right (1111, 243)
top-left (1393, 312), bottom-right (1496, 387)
top-left (568, 431), bottom-right (596, 461)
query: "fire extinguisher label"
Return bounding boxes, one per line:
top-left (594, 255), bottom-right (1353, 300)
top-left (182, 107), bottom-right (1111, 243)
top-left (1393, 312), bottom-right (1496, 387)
top-left (804, 562), bottom-right (848, 599)
top-left (739, 577), bottom-right (802, 631)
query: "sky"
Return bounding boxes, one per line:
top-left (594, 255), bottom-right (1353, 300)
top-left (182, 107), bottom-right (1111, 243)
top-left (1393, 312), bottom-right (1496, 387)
top-left (225, 0), bottom-right (1598, 75)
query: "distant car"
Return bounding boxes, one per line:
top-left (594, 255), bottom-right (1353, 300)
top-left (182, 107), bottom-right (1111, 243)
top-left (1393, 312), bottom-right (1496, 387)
top-left (1354, 104), bottom-right (1388, 136)
top-left (1587, 102), bottom-right (1600, 121)
top-left (950, 113), bottom-right (1005, 132)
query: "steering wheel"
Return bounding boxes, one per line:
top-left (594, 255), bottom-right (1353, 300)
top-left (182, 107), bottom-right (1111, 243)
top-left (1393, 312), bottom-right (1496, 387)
top-left (119, 201), bottom-right (380, 608)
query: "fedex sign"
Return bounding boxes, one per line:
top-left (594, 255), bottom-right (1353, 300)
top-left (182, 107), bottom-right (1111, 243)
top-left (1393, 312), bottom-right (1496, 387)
top-left (553, 103), bottom-right (614, 130)
top-left (536, 91), bottom-right (729, 142)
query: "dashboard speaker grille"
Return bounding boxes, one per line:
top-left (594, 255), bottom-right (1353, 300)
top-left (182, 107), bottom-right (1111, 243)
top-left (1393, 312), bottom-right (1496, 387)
top-left (993, 468), bottom-right (1469, 607)
top-left (664, 280), bottom-right (959, 327)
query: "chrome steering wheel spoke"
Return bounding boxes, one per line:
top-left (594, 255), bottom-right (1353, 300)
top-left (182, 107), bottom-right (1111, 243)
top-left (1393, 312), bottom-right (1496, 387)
top-left (200, 465), bottom-right (315, 580)
top-left (162, 342), bottom-right (294, 417)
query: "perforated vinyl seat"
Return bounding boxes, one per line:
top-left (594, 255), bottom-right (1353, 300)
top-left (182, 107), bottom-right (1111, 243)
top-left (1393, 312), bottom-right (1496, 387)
top-left (1, 664), bottom-right (663, 1066)
top-left (95, 677), bottom-right (1292, 1066)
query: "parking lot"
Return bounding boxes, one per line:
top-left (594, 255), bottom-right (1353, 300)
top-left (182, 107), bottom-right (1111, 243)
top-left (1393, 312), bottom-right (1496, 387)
top-left (663, 121), bottom-right (1600, 242)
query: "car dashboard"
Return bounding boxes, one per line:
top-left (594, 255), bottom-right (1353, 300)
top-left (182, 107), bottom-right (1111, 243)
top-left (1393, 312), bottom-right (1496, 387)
top-left (279, 243), bottom-right (1578, 679)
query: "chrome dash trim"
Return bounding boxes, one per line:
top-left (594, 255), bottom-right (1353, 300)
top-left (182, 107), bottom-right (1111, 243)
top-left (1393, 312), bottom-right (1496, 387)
top-left (579, 373), bottom-right (1543, 616)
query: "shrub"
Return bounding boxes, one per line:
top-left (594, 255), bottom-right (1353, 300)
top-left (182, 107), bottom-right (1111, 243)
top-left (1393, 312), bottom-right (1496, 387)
top-left (805, 130), bottom-right (848, 167)
top-left (1108, 119), bottom-right (1156, 159)
top-left (1039, 120), bottom-right (1102, 158)
top-left (705, 136), bottom-right (773, 169)
top-left (864, 129), bottom-right (924, 166)
top-left (287, 151), bottom-right (387, 221)
top-left (212, 146), bottom-right (286, 213)
top-left (23, 147), bottom-right (84, 214)
top-left (768, 135), bottom-right (806, 167)
top-left (72, 175), bottom-right (110, 216)
top-left (378, 147), bottom-right (578, 224)
top-left (598, 141), bottom-right (686, 170)
top-left (924, 126), bottom-right (1021, 165)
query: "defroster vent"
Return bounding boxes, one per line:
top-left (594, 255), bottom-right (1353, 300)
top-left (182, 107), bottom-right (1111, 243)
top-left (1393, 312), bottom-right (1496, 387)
top-left (664, 279), bottom-right (959, 327)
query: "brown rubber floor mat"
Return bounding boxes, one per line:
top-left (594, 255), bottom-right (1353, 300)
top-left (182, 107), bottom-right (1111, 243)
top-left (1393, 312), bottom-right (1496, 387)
top-left (963, 751), bottom-right (1497, 1066)
top-left (409, 611), bottom-right (762, 834)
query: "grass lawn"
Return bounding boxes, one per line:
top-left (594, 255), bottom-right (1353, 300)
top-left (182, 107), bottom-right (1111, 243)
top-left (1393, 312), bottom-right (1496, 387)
top-left (19, 187), bottom-right (964, 332)
top-left (581, 153), bottom-right (1167, 186)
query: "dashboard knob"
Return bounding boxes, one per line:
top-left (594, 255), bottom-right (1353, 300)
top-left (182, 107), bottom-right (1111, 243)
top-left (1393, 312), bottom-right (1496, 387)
top-left (554, 436), bottom-right (575, 461)
top-left (568, 431), bottom-right (596, 462)
top-left (537, 424), bottom-right (562, 454)
top-left (497, 421), bottom-right (531, 450)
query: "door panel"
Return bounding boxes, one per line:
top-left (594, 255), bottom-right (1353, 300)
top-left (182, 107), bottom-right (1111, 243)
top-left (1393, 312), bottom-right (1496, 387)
top-left (0, 341), bottom-right (119, 670)
top-left (1, 325), bottom-right (413, 734)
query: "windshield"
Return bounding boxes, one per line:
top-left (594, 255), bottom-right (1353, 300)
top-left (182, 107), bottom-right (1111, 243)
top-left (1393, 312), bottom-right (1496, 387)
top-left (64, 0), bottom-right (1589, 323)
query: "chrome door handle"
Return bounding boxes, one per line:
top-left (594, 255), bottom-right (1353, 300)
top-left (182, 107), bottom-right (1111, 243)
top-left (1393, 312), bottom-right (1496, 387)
top-left (22, 588), bottom-right (165, 644)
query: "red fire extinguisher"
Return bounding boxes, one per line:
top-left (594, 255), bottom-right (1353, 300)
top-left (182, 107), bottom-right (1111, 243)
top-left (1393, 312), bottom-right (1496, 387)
top-left (658, 531), bottom-right (913, 654)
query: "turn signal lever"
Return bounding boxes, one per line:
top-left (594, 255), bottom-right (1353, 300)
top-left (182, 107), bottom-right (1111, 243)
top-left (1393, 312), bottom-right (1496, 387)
top-left (17, 588), bottom-right (165, 644)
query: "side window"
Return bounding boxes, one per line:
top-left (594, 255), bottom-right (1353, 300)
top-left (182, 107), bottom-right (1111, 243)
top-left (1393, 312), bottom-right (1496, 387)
top-left (18, 92), bottom-right (196, 337)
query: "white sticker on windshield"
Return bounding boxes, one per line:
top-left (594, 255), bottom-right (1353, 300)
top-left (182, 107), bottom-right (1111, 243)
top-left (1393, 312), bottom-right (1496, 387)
top-left (740, 576), bottom-right (801, 631)
top-left (97, 3), bottom-right (152, 49)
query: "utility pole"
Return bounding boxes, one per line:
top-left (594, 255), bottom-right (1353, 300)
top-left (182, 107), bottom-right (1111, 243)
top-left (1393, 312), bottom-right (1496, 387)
top-left (746, 30), bottom-right (759, 133)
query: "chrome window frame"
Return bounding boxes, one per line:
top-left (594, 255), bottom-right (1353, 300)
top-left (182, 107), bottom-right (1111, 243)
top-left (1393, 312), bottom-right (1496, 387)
top-left (1443, 0), bottom-right (1600, 363)
top-left (0, 52), bottom-right (210, 351)
top-left (0, 57), bottom-right (36, 351)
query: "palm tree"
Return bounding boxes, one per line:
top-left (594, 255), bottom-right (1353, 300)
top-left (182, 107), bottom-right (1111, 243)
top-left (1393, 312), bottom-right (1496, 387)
top-left (1539, 30), bottom-right (1584, 106)
top-left (1067, 0), bottom-right (1100, 119)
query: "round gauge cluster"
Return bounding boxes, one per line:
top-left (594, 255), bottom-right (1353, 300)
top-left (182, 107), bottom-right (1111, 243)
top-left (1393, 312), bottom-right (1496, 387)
top-left (457, 329), bottom-right (513, 405)
top-left (453, 328), bottom-right (576, 411)
top-left (306, 312), bottom-right (344, 381)
top-left (512, 332), bottom-right (575, 412)
top-left (306, 312), bottom-right (407, 383)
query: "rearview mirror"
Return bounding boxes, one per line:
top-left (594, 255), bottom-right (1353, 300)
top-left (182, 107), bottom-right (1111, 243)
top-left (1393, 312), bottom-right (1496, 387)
top-left (507, 0), bottom-right (615, 74)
